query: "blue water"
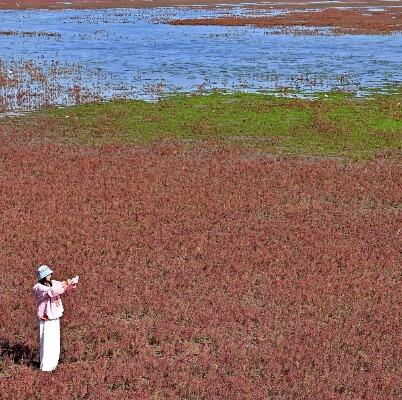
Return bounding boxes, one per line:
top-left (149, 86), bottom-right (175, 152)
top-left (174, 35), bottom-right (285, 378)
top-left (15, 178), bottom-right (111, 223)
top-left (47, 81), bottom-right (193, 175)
top-left (0, 7), bottom-right (401, 112)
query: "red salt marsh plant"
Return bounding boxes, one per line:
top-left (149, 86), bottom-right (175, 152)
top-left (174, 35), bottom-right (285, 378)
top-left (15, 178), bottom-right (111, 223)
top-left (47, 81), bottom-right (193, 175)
top-left (169, 7), bottom-right (402, 35)
top-left (0, 0), bottom-right (400, 11)
top-left (0, 30), bottom-right (61, 37)
top-left (0, 134), bottom-right (400, 399)
top-left (0, 59), bottom-right (103, 113)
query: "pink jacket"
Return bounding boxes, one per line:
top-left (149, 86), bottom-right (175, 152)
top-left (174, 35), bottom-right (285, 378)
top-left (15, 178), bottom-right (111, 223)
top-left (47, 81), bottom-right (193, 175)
top-left (32, 279), bottom-right (77, 321)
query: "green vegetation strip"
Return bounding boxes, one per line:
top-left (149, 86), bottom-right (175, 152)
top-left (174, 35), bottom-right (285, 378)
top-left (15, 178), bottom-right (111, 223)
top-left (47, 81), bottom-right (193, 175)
top-left (4, 90), bottom-right (402, 160)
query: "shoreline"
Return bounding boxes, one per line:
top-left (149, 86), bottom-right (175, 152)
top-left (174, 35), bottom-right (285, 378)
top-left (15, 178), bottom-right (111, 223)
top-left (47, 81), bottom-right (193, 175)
top-left (0, 0), bottom-right (401, 10)
top-left (1, 1), bottom-right (400, 35)
top-left (170, 7), bottom-right (402, 35)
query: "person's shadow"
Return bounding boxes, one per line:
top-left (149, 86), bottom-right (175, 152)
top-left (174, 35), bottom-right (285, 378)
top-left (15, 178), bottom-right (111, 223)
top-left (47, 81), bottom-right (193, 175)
top-left (0, 338), bottom-right (40, 370)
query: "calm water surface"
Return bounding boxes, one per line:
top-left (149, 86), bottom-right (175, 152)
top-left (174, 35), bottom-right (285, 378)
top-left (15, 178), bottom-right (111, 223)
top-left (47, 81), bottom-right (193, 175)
top-left (0, 7), bottom-right (401, 111)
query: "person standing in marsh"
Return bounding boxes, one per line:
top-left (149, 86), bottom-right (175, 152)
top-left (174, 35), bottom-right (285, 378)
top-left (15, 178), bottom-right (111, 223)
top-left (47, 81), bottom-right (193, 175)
top-left (32, 265), bottom-right (79, 372)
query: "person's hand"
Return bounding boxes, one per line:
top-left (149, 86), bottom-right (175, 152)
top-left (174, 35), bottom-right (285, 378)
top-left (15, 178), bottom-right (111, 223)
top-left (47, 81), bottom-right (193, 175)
top-left (62, 278), bottom-right (73, 288)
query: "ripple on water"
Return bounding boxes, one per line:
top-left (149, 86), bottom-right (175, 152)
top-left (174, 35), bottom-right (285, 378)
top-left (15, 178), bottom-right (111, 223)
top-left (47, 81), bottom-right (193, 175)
top-left (0, 7), bottom-right (401, 113)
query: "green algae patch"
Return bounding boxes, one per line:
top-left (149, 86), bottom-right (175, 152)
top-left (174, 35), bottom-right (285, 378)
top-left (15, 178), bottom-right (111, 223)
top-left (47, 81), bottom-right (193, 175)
top-left (3, 90), bottom-right (401, 160)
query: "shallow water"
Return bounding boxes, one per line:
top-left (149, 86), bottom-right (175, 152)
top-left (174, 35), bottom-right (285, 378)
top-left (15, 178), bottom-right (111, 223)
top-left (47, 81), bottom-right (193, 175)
top-left (0, 7), bottom-right (401, 112)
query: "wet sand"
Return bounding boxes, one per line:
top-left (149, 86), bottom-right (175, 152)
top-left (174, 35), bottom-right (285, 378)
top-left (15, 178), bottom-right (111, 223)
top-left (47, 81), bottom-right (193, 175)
top-left (170, 7), bottom-right (402, 34)
top-left (0, 0), bottom-right (401, 10)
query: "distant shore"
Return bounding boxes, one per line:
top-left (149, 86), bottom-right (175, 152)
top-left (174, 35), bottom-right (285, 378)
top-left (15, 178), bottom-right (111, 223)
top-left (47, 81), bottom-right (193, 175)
top-left (170, 7), bottom-right (402, 35)
top-left (1, 0), bottom-right (401, 10)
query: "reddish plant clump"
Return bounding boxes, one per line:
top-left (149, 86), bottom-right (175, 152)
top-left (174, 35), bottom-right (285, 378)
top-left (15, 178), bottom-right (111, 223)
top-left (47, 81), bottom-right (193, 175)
top-left (0, 0), bottom-right (278, 10)
top-left (0, 135), bottom-right (400, 399)
top-left (0, 0), bottom-right (400, 11)
top-left (170, 8), bottom-right (402, 35)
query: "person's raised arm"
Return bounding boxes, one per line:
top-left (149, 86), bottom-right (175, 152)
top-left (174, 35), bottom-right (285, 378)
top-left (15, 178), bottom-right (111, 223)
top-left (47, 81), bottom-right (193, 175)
top-left (61, 278), bottom-right (72, 288)
top-left (64, 276), bottom-right (79, 291)
top-left (43, 283), bottom-right (65, 298)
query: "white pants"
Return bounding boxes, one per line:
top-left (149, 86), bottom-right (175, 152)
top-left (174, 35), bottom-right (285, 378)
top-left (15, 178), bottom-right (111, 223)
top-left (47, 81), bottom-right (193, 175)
top-left (39, 318), bottom-right (60, 372)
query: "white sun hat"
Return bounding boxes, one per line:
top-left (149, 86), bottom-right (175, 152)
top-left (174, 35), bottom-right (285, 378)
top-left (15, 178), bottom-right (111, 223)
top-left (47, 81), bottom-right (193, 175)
top-left (37, 265), bottom-right (54, 282)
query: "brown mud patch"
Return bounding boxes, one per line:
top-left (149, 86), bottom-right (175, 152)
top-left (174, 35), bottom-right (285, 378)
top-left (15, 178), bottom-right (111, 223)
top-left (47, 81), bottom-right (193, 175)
top-left (0, 0), bottom-right (401, 10)
top-left (170, 7), bottom-right (402, 34)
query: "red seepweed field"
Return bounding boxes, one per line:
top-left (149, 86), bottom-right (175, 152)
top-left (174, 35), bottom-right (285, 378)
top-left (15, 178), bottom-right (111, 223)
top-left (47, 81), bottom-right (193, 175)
top-left (0, 132), bottom-right (400, 398)
top-left (170, 7), bottom-right (402, 35)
